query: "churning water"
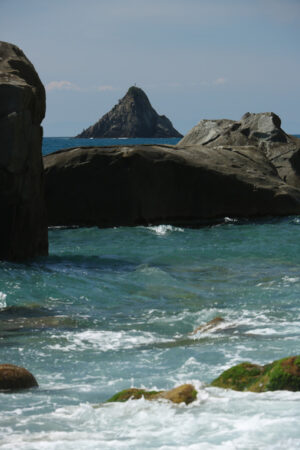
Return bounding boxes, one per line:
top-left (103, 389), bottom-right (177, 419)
top-left (0, 138), bottom-right (300, 449)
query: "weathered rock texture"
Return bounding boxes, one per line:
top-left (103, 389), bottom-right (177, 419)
top-left (106, 384), bottom-right (197, 405)
top-left (0, 364), bottom-right (38, 390)
top-left (178, 112), bottom-right (300, 190)
top-left (211, 355), bottom-right (300, 392)
top-left (76, 86), bottom-right (182, 138)
top-left (0, 41), bottom-right (48, 260)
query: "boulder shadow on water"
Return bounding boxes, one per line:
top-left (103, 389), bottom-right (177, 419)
top-left (0, 304), bottom-right (78, 335)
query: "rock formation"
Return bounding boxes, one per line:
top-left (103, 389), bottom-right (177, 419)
top-left (0, 41), bottom-right (48, 260)
top-left (178, 112), bottom-right (300, 190)
top-left (211, 355), bottom-right (300, 392)
top-left (44, 136), bottom-right (300, 227)
top-left (0, 364), bottom-right (38, 390)
top-left (76, 86), bottom-right (182, 138)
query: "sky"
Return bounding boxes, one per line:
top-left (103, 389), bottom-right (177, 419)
top-left (1, 0), bottom-right (300, 136)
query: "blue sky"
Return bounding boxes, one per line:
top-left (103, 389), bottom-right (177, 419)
top-left (1, 0), bottom-right (300, 136)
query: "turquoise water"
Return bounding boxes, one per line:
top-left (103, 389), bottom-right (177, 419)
top-left (1, 138), bottom-right (300, 449)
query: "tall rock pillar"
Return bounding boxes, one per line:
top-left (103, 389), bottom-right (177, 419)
top-left (0, 42), bottom-right (48, 260)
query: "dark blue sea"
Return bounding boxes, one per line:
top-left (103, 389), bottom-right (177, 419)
top-left (1, 137), bottom-right (300, 449)
top-left (42, 137), bottom-right (181, 156)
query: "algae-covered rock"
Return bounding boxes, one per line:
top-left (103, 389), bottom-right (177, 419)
top-left (0, 364), bottom-right (38, 390)
top-left (107, 388), bottom-right (163, 402)
top-left (211, 356), bottom-right (300, 392)
top-left (106, 384), bottom-right (197, 405)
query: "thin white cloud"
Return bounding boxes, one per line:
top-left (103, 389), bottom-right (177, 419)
top-left (46, 80), bottom-right (81, 91)
top-left (97, 85), bottom-right (116, 92)
top-left (213, 77), bottom-right (227, 85)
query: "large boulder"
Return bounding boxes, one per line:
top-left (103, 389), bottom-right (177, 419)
top-left (44, 141), bottom-right (300, 227)
top-left (211, 356), bottom-right (300, 392)
top-left (76, 86), bottom-right (182, 138)
top-left (0, 41), bottom-right (48, 260)
top-left (0, 364), bottom-right (38, 390)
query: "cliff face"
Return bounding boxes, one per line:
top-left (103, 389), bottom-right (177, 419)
top-left (0, 41), bottom-right (48, 260)
top-left (76, 86), bottom-right (182, 138)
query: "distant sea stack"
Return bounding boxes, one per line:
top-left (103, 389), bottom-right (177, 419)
top-left (76, 86), bottom-right (183, 138)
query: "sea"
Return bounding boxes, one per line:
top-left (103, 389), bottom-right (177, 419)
top-left (1, 136), bottom-right (300, 449)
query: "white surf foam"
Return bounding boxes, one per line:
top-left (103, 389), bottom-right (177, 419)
top-left (48, 329), bottom-right (169, 353)
top-left (0, 292), bottom-right (7, 309)
top-left (147, 225), bottom-right (184, 235)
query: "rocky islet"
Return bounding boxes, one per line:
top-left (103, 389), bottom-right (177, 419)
top-left (76, 86), bottom-right (183, 138)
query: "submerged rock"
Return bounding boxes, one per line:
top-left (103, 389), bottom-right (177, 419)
top-left (190, 316), bottom-right (225, 334)
top-left (106, 384), bottom-right (197, 405)
top-left (211, 356), bottom-right (300, 392)
top-left (76, 86), bottom-right (182, 138)
top-left (0, 364), bottom-right (38, 390)
top-left (0, 41), bottom-right (48, 260)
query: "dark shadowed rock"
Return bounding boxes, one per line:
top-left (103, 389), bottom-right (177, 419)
top-left (0, 41), bottom-right (48, 260)
top-left (0, 364), bottom-right (38, 390)
top-left (44, 140), bottom-right (300, 227)
top-left (76, 86), bottom-right (182, 138)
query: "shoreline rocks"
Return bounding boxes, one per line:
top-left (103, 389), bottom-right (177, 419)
top-left (0, 41), bottom-right (48, 260)
top-left (0, 364), bottom-right (38, 391)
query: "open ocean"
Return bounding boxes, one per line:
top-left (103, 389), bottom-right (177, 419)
top-left (1, 137), bottom-right (300, 449)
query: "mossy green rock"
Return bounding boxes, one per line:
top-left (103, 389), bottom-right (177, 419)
top-left (211, 356), bottom-right (300, 392)
top-left (107, 384), bottom-right (197, 405)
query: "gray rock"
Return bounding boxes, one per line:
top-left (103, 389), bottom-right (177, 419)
top-left (0, 41), bottom-right (48, 260)
top-left (44, 141), bottom-right (300, 227)
top-left (178, 112), bottom-right (300, 190)
top-left (178, 112), bottom-right (288, 147)
top-left (76, 86), bottom-right (182, 138)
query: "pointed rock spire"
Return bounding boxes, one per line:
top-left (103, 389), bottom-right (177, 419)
top-left (76, 86), bottom-right (182, 138)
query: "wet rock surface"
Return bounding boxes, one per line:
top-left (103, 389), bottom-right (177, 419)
top-left (190, 316), bottom-right (225, 334)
